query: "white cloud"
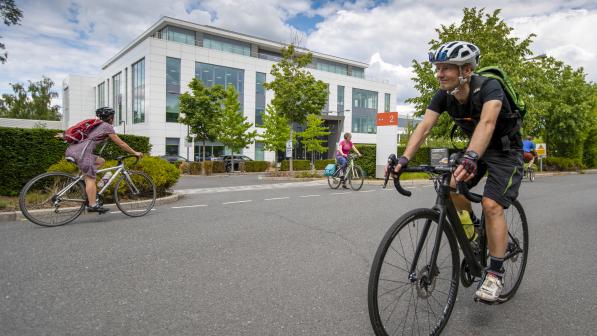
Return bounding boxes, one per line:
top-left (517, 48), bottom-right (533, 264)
top-left (1, 0), bottom-right (596, 109)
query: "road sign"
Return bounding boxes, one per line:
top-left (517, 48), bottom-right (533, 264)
top-left (377, 112), bottom-right (399, 126)
top-left (536, 143), bottom-right (547, 157)
top-left (285, 140), bottom-right (293, 158)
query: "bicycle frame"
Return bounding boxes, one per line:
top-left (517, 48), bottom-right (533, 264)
top-left (334, 155), bottom-right (357, 178)
top-left (53, 159), bottom-right (138, 203)
top-left (409, 172), bottom-right (485, 281)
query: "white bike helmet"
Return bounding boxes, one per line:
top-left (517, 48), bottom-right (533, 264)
top-left (429, 41), bottom-right (480, 69)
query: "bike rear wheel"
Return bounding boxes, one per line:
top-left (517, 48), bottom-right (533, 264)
top-left (349, 165), bottom-right (365, 191)
top-left (528, 168), bottom-right (535, 182)
top-left (114, 171), bottom-right (156, 217)
top-left (368, 208), bottom-right (460, 336)
top-left (497, 199), bottom-right (529, 301)
top-left (19, 172), bottom-right (86, 227)
top-left (327, 168), bottom-right (341, 189)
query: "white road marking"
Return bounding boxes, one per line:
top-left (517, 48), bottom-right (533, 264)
top-left (222, 200), bottom-right (252, 205)
top-left (360, 190), bottom-right (375, 193)
top-left (331, 192), bottom-right (350, 195)
top-left (171, 204), bottom-right (208, 209)
top-left (299, 195), bottom-right (320, 198)
top-left (109, 208), bottom-right (156, 214)
top-left (264, 197), bottom-right (290, 201)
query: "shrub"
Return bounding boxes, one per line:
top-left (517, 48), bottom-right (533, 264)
top-left (212, 161), bottom-right (226, 173)
top-left (280, 160), bottom-right (310, 171)
top-left (130, 156), bottom-right (180, 194)
top-left (543, 157), bottom-right (585, 171)
top-left (315, 159), bottom-right (335, 170)
top-left (295, 171), bottom-right (321, 178)
top-left (354, 144), bottom-right (376, 177)
top-left (245, 161), bottom-right (269, 172)
top-left (202, 161), bottom-right (214, 175)
top-left (47, 159), bottom-right (80, 175)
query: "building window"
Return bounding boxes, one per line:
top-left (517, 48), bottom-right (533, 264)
top-left (352, 88), bottom-right (378, 134)
top-left (112, 72), bottom-right (123, 124)
top-left (337, 85), bottom-right (344, 115)
top-left (323, 83), bottom-right (329, 113)
top-left (351, 67), bottom-right (364, 79)
top-left (132, 58), bottom-right (145, 124)
top-left (384, 93), bottom-right (391, 112)
top-left (165, 137), bottom-right (180, 155)
top-left (255, 72), bottom-right (266, 126)
top-left (193, 144), bottom-right (224, 161)
top-left (97, 82), bottom-right (105, 107)
top-left (255, 142), bottom-right (265, 161)
top-left (166, 57), bottom-right (181, 123)
top-left (203, 33), bottom-right (250, 56)
top-left (195, 62), bottom-right (244, 110)
top-left (160, 26), bottom-right (195, 45)
top-left (316, 59), bottom-right (348, 76)
top-left (124, 68), bottom-right (128, 125)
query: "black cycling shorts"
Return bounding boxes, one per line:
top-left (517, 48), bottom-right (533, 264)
top-left (467, 149), bottom-right (523, 208)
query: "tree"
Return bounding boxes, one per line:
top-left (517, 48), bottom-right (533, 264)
top-left (407, 7), bottom-right (596, 161)
top-left (263, 44), bottom-right (328, 171)
top-left (0, 77), bottom-right (60, 120)
top-left (0, 0), bottom-right (24, 64)
top-left (178, 78), bottom-right (225, 174)
top-left (407, 8), bottom-right (535, 139)
top-left (259, 104), bottom-right (291, 171)
top-left (297, 114), bottom-right (330, 171)
top-left (217, 85), bottom-right (257, 172)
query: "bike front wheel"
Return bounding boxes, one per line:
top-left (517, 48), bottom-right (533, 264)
top-left (327, 169), bottom-right (341, 189)
top-left (528, 168), bottom-right (535, 182)
top-left (19, 172), bottom-right (86, 227)
top-left (349, 165), bottom-right (364, 191)
top-left (114, 171), bottom-right (156, 217)
top-left (497, 199), bottom-right (529, 301)
top-left (368, 208), bottom-right (460, 336)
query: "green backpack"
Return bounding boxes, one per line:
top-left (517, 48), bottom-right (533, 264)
top-left (449, 66), bottom-right (525, 150)
top-left (475, 66), bottom-right (526, 119)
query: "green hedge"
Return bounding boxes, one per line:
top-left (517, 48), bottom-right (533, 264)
top-left (212, 161), bottom-right (226, 173)
top-left (245, 161), bottom-right (269, 172)
top-left (315, 159), bottom-right (336, 170)
top-left (280, 159), bottom-right (310, 171)
top-left (543, 157), bottom-right (585, 171)
top-left (0, 126), bottom-right (151, 196)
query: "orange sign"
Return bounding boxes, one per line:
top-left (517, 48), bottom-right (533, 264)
top-left (377, 112), bottom-right (399, 126)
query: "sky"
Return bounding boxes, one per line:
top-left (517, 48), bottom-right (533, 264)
top-left (1, 0), bottom-right (596, 113)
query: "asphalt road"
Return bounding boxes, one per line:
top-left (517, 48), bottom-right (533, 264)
top-left (1, 174), bottom-right (596, 335)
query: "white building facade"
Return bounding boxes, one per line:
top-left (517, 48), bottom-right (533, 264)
top-left (63, 17), bottom-right (396, 161)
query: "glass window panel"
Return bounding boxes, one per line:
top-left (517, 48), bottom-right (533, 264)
top-left (165, 137), bottom-right (180, 155)
top-left (352, 88), bottom-right (377, 134)
top-left (132, 58), bottom-right (145, 123)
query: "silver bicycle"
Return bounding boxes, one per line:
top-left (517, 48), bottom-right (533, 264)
top-left (19, 155), bottom-right (156, 227)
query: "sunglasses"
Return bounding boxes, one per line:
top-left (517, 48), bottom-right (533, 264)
top-left (428, 50), bottom-right (449, 63)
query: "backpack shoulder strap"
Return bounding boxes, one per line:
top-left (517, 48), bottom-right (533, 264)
top-left (470, 74), bottom-right (488, 114)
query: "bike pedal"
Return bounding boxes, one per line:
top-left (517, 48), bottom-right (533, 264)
top-left (474, 297), bottom-right (497, 305)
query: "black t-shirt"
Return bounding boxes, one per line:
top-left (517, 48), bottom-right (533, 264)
top-left (427, 76), bottom-right (521, 150)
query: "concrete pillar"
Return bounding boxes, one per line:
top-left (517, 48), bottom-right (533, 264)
top-left (375, 112), bottom-right (398, 178)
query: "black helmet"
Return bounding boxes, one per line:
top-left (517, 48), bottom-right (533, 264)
top-left (96, 107), bottom-right (115, 121)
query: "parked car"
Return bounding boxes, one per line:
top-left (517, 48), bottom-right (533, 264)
top-left (218, 155), bottom-right (252, 172)
top-left (160, 154), bottom-right (189, 163)
top-left (193, 154), bottom-right (216, 162)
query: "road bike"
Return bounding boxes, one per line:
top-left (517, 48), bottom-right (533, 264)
top-left (19, 155), bottom-right (156, 227)
top-left (368, 156), bottom-right (529, 335)
top-left (523, 162), bottom-right (535, 182)
top-left (327, 154), bottom-right (365, 191)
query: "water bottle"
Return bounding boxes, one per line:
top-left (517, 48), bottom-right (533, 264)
top-left (97, 172), bottom-right (112, 188)
top-left (457, 210), bottom-right (478, 241)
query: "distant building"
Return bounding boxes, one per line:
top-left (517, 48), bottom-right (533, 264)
top-left (63, 16), bottom-right (396, 161)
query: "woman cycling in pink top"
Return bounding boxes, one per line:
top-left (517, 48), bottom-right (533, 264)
top-left (336, 132), bottom-right (362, 188)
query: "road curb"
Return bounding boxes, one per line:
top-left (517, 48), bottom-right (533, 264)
top-left (0, 193), bottom-right (182, 224)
